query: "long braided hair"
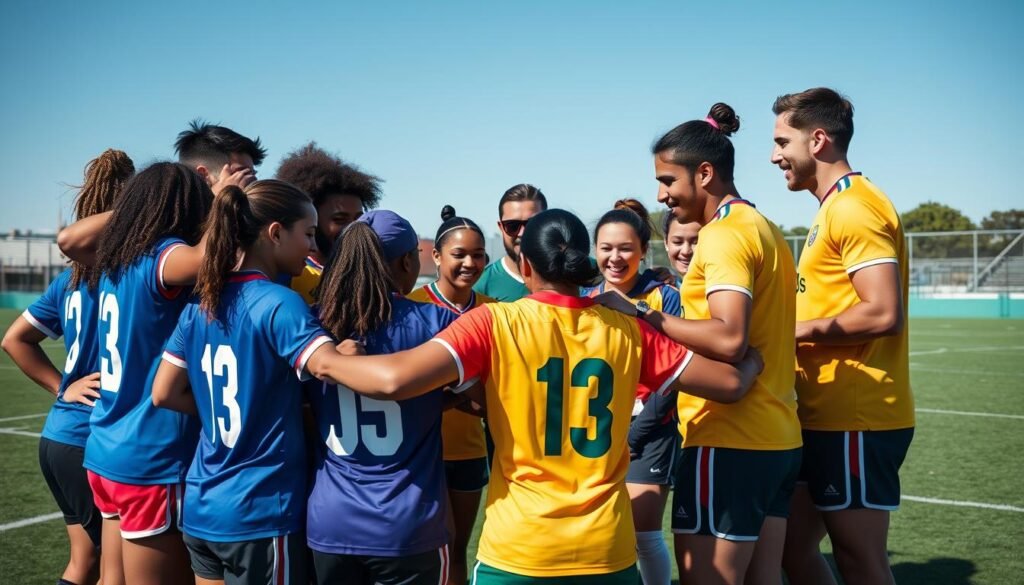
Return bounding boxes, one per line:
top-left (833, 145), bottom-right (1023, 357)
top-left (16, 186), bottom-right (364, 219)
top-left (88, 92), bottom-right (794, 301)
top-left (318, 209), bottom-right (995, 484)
top-left (317, 222), bottom-right (395, 339)
top-left (68, 149), bottom-right (135, 289)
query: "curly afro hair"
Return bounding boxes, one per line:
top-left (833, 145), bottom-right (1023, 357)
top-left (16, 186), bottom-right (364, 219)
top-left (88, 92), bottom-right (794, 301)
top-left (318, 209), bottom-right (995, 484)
top-left (275, 142), bottom-right (383, 210)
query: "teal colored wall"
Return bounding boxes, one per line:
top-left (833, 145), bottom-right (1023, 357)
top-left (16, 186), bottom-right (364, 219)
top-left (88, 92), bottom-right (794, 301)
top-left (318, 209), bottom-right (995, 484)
top-left (909, 295), bottom-right (1024, 319)
top-left (0, 292), bottom-right (42, 311)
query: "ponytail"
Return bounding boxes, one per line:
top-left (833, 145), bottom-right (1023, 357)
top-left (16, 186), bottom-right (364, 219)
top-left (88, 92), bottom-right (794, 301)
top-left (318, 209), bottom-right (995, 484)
top-left (197, 186), bottom-right (255, 318)
top-left (69, 149), bottom-right (134, 288)
top-left (318, 222), bottom-right (395, 339)
top-left (520, 209), bottom-right (600, 288)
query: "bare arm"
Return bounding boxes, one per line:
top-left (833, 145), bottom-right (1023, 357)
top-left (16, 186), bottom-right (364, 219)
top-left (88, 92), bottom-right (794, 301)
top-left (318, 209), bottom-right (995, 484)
top-left (1, 316), bottom-right (61, 396)
top-left (151, 361), bottom-right (197, 416)
top-left (306, 341), bottom-right (461, 401)
top-left (56, 211), bottom-right (112, 266)
top-left (796, 263), bottom-right (903, 344)
top-left (667, 346), bottom-right (764, 404)
top-left (595, 289), bottom-right (752, 362)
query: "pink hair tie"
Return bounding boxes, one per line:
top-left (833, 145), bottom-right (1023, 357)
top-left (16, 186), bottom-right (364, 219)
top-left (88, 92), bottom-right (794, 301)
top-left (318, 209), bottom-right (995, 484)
top-left (705, 116), bottom-right (720, 130)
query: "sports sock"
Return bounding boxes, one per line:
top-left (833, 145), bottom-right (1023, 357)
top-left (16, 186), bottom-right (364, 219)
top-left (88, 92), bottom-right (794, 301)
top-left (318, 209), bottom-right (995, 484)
top-left (58, 579), bottom-right (80, 585)
top-left (635, 530), bottom-right (672, 585)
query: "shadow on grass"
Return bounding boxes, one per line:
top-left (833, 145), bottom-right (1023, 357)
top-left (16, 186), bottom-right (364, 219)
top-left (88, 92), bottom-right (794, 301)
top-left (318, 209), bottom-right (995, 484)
top-left (663, 555), bottom-right (977, 585)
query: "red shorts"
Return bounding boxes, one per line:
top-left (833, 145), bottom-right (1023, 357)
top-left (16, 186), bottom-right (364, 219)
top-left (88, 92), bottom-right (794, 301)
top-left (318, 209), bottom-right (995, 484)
top-left (86, 471), bottom-right (182, 539)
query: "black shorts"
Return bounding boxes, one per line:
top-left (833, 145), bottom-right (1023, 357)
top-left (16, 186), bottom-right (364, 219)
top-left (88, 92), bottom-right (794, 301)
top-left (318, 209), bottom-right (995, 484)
top-left (445, 457), bottom-right (489, 492)
top-left (312, 546), bottom-right (449, 585)
top-left (626, 424), bottom-right (679, 485)
top-left (672, 446), bottom-right (801, 541)
top-left (799, 428), bottom-right (914, 511)
top-left (38, 437), bottom-right (101, 547)
top-left (183, 532), bottom-right (307, 584)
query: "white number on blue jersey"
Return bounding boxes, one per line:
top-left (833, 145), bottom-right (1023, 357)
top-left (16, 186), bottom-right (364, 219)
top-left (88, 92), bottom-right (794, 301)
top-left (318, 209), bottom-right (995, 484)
top-left (326, 384), bottom-right (404, 457)
top-left (63, 291), bottom-right (82, 374)
top-left (98, 292), bottom-right (122, 392)
top-left (200, 344), bottom-right (242, 448)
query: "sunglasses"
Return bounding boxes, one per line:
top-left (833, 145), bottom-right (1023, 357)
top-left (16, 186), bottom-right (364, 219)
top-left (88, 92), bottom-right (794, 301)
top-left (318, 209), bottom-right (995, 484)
top-left (499, 218), bottom-right (530, 238)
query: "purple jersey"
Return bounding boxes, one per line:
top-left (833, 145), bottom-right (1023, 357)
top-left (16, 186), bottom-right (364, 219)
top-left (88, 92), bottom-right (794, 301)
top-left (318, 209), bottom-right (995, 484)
top-left (305, 296), bottom-right (456, 556)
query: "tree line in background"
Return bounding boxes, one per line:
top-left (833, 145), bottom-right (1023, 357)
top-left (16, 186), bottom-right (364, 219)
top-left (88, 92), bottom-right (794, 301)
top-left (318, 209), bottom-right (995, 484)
top-left (647, 205), bottom-right (1024, 260)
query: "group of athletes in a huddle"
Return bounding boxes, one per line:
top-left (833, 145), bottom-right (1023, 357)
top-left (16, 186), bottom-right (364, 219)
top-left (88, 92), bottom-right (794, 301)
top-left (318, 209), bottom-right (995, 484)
top-left (2, 86), bottom-right (914, 585)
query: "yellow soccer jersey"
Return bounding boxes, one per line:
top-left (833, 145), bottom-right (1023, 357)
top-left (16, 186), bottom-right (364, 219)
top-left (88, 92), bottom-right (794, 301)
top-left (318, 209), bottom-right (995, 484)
top-left (408, 283), bottom-right (494, 460)
top-left (433, 291), bottom-right (692, 577)
top-left (796, 173), bottom-right (914, 431)
top-left (290, 256), bottom-right (323, 305)
top-left (678, 199), bottom-right (802, 450)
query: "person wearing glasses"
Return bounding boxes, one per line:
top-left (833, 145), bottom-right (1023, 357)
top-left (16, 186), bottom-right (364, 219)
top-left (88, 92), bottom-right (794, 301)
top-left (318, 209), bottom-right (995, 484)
top-left (473, 184), bottom-right (548, 302)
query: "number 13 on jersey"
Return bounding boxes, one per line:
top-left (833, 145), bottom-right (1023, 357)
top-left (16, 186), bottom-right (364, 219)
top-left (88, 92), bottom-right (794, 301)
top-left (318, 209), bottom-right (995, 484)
top-left (537, 357), bottom-right (615, 458)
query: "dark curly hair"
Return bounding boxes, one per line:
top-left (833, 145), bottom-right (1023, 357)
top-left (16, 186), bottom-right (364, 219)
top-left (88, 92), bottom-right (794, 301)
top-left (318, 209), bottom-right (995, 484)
top-left (275, 142), bottom-right (383, 210)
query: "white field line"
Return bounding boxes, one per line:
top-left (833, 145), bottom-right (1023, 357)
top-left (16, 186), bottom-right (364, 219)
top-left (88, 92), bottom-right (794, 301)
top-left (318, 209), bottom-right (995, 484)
top-left (0, 413), bottom-right (47, 423)
top-left (903, 496), bottom-right (1024, 513)
top-left (0, 512), bottom-right (64, 532)
top-left (910, 364), bottom-right (1024, 377)
top-left (909, 345), bottom-right (1024, 356)
top-left (916, 407), bottom-right (1024, 420)
top-left (0, 427), bottom-right (42, 438)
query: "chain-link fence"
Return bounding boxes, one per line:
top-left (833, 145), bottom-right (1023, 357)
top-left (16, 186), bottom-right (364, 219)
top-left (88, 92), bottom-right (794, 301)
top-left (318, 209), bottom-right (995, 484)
top-left (647, 229), bottom-right (1024, 294)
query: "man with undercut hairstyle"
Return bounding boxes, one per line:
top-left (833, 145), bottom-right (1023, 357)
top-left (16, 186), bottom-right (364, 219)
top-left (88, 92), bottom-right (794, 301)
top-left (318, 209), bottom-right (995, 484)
top-left (771, 87), bottom-right (913, 585)
top-left (175, 119), bottom-right (266, 194)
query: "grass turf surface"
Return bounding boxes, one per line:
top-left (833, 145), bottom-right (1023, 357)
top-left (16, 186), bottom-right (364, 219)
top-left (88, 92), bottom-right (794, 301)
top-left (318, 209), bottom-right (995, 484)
top-left (1, 310), bottom-right (1021, 584)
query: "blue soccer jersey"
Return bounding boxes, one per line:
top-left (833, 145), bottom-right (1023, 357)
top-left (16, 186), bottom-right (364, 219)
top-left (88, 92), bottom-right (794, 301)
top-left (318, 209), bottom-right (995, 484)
top-left (306, 296), bottom-right (457, 557)
top-left (162, 272), bottom-right (332, 541)
top-left (23, 269), bottom-right (100, 448)
top-left (85, 237), bottom-right (199, 484)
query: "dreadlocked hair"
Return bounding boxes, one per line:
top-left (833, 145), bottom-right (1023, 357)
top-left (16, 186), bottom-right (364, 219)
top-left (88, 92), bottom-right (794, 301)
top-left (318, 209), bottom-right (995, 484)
top-left (91, 162), bottom-right (213, 288)
top-left (197, 180), bottom-right (313, 319)
top-left (69, 149), bottom-right (135, 289)
top-left (318, 222), bottom-right (395, 340)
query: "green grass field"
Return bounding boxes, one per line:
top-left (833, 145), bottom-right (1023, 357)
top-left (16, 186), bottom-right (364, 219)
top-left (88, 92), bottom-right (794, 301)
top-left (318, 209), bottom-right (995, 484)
top-left (1, 310), bottom-right (1022, 584)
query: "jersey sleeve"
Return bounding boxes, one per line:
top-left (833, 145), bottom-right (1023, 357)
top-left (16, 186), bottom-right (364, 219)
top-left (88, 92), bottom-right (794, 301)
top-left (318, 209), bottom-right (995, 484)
top-left (266, 291), bottom-right (333, 381)
top-left (23, 272), bottom-right (69, 339)
top-left (637, 319), bottom-right (693, 396)
top-left (658, 285), bottom-right (682, 317)
top-left (430, 305), bottom-right (495, 385)
top-left (150, 237), bottom-right (188, 300)
top-left (161, 311), bottom-right (189, 369)
top-left (699, 226), bottom-right (756, 299)
top-left (829, 195), bottom-right (900, 274)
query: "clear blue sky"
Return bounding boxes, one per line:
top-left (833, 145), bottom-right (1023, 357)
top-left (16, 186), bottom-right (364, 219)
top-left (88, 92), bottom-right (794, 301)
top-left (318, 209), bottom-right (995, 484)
top-left (2, 0), bottom-right (1021, 240)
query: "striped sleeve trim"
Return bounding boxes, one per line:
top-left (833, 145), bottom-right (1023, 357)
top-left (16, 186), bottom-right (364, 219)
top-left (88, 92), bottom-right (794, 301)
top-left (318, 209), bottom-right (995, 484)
top-left (430, 338), bottom-right (464, 385)
top-left (156, 242), bottom-right (187, 299)
top-left (294, 335), bottom-right (333, 381)
top-left (706, 284), bottom-right (753, 299)
top-left (161, 351), bottom-right (187, 369)
top-left (655, 349), bottom-right (694, 396)
top-left (21, 309), bottom-right (59, 339)
top-left (846, 257), bottom-right (898, 275)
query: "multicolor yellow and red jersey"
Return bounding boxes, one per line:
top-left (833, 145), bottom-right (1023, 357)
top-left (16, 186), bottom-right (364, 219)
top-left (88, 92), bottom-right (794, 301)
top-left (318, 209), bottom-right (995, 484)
top-left (432, 291), bottom-right (692, 577)
top-left (796, 173), bottom-right (913, 431)
top-left (290, 256), bottom-right (324, 305)
top-left (407, 283), bottom-right (495, 461)
top-left (679, 199), bottom-right (802, 451)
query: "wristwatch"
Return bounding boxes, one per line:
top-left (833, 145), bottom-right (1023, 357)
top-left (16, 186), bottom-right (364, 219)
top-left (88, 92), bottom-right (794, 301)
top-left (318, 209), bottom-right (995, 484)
top-left (635, 299), bottom-right (652, 318)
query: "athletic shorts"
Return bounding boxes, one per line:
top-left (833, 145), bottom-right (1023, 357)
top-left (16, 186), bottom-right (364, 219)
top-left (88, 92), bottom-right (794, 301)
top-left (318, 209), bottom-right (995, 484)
top-left (472, 562), bottom-right (639, 585)
top-left (626, 424), bottom-right (679, 485)
top-left (798, 428), bottom-right (914, 511)
top-left (86, 471), bottom-right (182, 540)
top-left (445, 457), bottom-right (489, 492)
top-left (312, 546), bottom-right (449, 585)
top-left (184, 532), bottom-right (307, 585)
top-left (672, 446), bottom-right (801, 541)
top-left (38, 437), bottom-right (102, 547)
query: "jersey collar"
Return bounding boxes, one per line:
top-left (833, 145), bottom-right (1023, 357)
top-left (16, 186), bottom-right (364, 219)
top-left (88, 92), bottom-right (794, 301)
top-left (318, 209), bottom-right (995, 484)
top-left (822, 171), bottom-right (862, 205)
top-left (228, 270), bottom-right (270, 283)
top-left (426, 281), bottom-right (476, 314)
top-left (528, 290), bottom-right (595, 308)
top-left (711, 197), bottom-right (755, 222)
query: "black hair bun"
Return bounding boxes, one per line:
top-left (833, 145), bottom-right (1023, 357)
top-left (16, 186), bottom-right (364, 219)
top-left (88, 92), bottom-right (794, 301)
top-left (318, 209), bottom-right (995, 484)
top-left (440, 205), bottom-right (456, 222)
top-left (707, 102), bottom-right (741, 137)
